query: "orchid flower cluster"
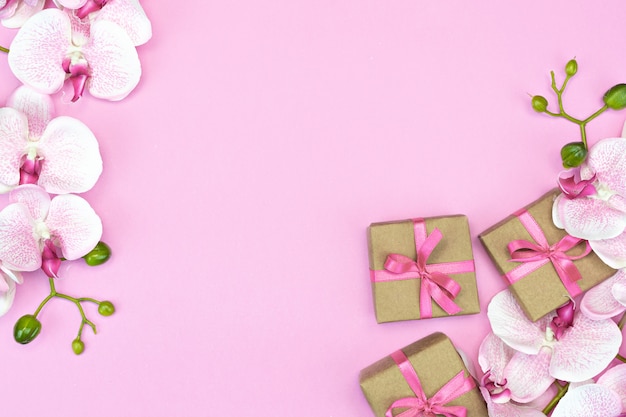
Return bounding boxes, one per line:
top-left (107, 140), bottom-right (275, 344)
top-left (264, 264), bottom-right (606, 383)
top-left (477, 60), bottom-right (626, 416)
top-left (0, 0), bottom-right (151, 354)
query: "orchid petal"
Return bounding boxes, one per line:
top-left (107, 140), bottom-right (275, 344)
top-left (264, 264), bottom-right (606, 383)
top-left (37, 116), bottom-right (102, 194)
top-left (487, 289), bottom-right (550, 354)
top-left (95, 0), bottom-right (152, 46)
top-left (8, 9), bottom-right (71, 94)
top-left (580, 270), bottom-right (626, 319)
top-left (0, 0), bottom-right (17, 20)
top-left (597, 364), bottom-right (626, 412)
top-left (9, 184), bottom-right (50, 221)
top-left (589, 232), bottom-right (626, 269)
top-left (1, 0), bottom-right (44, 28)
top-left (612, 279), bottom-right (626, 306)
top-left (480, 387), bottom-right (546, 417)
top-left (553, 193), bottom-right (626, 240)
top-left (56, 0), bottom-right (87, 8)
top-left (478, 332), bottom-right (516, 383)
top-left (502, 349), bottom-right (554, 403)
top-left (551, 313), bottom-right (622, 382)
top-left (46, 194), bottom-right (102, 260)
top-left (551, 384), bottom-right (622, 417)
top-left (83, 20), bottom-right (141, 101)
top-left (587, 137), bottom-right (626, 197)
top-left (0, 274), bottom-right (16, 316)
top-left (0, 263), bottom-right (23, 284)
top-left (7, 85), bottom-right (54, 139)
top-left (0, 203), bottom-right (42, 271)
top-left (0, 107), bottom-right (28, 190)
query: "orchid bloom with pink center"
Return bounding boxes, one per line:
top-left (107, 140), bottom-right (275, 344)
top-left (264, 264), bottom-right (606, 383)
top-left (553, 137), bottom-right (626, 268)
top-left (487, 290), bottom-right (622, 391)
top-left (0, 262), bottom-right (22, 316)
top-left (8, 8), bottom-right (142, 102)
top-left (580, 268), bottom-right (626, 319)
top-left (0, 86), bottom-right (102, 194)
top-left (0, 184), bottom-right (102, 275)
top-left (477, 332), bottom-right (547, 417)
top-left (551, 364), bottom-right (626, 417)
top-left (0, 0), bottom-right (44, 28)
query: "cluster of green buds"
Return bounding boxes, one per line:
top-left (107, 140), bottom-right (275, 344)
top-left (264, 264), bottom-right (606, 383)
top-left (13, 241), bottom-right (115, 355)
top-left (531, 58), bottom-right (626, 168)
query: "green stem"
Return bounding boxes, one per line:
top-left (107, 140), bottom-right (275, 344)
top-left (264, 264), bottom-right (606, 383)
top-left (617, 354), bottom-right (626, 363)
top-left (617, 311), bottom-right (626, 331)
top-left (0, 45), bottom-right (8, 53)
top-left (34, 278), bottom-right (98, 334)
top-left (542, 381), bottom-right (569, 415)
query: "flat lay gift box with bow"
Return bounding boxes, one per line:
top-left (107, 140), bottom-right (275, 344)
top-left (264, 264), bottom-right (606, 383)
top-left (359, 332), bottom-right (487, 417)
top-left (479, 189), bottom-right (616, 322)
top-left (367, 215), bottom-right (480, 323)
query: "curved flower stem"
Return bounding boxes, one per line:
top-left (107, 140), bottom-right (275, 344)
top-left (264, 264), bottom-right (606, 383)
top-left (617, 311), bottom-right (626, 331)
top-left (542, 381), bottom-right (569, 415)
top-left (617, 354), bottom-right (626, 363)
top-left (0, 45), bottom-right (8, 53)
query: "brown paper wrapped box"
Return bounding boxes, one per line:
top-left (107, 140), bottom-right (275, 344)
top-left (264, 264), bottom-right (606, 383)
top-left (359, 332), bottom-right (487, 417)
top-left (367, 215), bottom-right (480, 323)
top-left (479, 189), bottom-right (616, 322)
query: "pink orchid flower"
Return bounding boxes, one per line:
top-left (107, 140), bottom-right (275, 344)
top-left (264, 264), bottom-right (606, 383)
top-left (0, 262), bottom-right (22, 316)
top-left (0, 184), bottom-right (102, 273)
top-left (580, 269), bottom-right (626, 319)
top-left (487, 290), bottom-right (622, 389)
top-left (0, 86), bottom-right (102, 194)
top-left (478, 332), bottom-right (547, 416)
top-left (8, 8), bottom-right (142, 101)
top-left (551, 364), bottom-right (626, 417)
top-left (553, 137), bottom-right (626, 268)
top-left (0, 0), bottom-right (44, 28)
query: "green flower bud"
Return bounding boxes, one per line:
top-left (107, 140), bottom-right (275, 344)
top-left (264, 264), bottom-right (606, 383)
top-left (98, 301), bottom-right (115, 316)
top-left (561, 142), bottom-right (587, 168)
top-left (531, 95), bottom-right (548, 112)
top-left (72, 338), bottom-right (85, 355)
top-left (565, 59), bottom-right (578, 76)
top-left (603, 84), bottom-right (626, 110)
top-left (83, 241), bottom-right (111, 266)
top-left (14, 314), bottom-right (42, 344)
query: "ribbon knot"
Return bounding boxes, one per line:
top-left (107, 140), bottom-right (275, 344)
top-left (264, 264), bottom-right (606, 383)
top-left (370, 219), bottom-right (475, 319)
top-left (505, 209), bottom-right (590, 297)
top-left (386, 350), bottom-right (475, 417)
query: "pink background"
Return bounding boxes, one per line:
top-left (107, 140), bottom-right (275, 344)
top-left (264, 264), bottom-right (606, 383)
top-left (0, 1), bottom-right (625, 415)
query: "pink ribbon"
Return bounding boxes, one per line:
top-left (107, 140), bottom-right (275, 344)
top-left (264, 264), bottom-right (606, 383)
top-left (505, 209), bottom-right (591, 297)
top-left (386, 350), bottom-right (475, 417)
top-left (370, 219), bottom-right (474, 318)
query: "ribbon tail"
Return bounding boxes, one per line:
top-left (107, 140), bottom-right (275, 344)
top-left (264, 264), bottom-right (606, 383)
top-left (420, 279), bottom-right (433, 319)
top-left (552, 257), bottom-right (583, 297)
top-left (424, 279), bottom-right (462, 316)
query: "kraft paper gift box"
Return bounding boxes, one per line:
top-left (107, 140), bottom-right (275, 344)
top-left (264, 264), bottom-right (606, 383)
top-left (359, 332), bottom-right (487, 417)
top-left (367, 215), bottom-right (480, 323)
top-left (479, 189), bottom-right (616, 322)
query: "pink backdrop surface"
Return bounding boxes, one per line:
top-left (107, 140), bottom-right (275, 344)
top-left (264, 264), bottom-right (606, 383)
top-left (0, 1), bottom-right (625, 416)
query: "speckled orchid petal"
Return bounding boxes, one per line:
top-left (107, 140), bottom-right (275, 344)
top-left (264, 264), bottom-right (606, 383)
top-left (7, 85), bottom-right (54, 139)
top-left (9, 184), bottom-right (50, 220)
top-left (598, 364), bottom-right (626, 412)
top-left (613, 279), bottom-right (626, 306)
top-left (1, 0), bottom-right (44, 28)
top-left (553, 193), bottom-right (626, 240)
top-left (581, 270), bottom-right (626, 319)
top-left (37, 116), bottom-right (102, 194)
top-left (502, 349), bottom-right (554, 403)
top-left (46, 194), bottom-right (102, 260)
top-left (479, 387), bottom-right (545, 417)
top-left (587, 138), bottom-right (626, 196)
top-left (550, 313), bottom-right (621, 382)
top-left (478, 332), bottom-right (516, 383)
top-left (0, 203), bottom-right (42, 271)
top-left (8, 9), bottom-right (71, 94)
top-left (487, 289), bottom-right (551, 354)
top-left (83, 20), bottom-right (141, 101)
top-left (0, 274), bottom-right (16, 316)
top-left (551, 384), bottom-right (622, 417)
top-left (56, 0), bottom-right (87, 7)
top-left (95, 0), bottom-right (152, 46)
top-left (0, 0), bottom-right (18, 20)
top-left (589, 232), bottom-right (626, 269)
top-left (0, 107), bottom-right (29, 190)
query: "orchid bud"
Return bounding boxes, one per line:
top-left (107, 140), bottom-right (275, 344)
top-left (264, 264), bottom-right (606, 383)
top-left (565, 59), bottom-right (578, 76)
top-left (98, 301), bottom-right (115, 316)
top-left (531, 95), bottom-right (548, 112)
top-left (72, 338), bottom-right (85, 355)
top-left (14, 314), bottom-right (42, 344)
top-left (603, 84), bottom-right (626, 110)
top-left (83, 241), bottom-right (111, 266)
top-left (560, 142), bottom-right (587, 168)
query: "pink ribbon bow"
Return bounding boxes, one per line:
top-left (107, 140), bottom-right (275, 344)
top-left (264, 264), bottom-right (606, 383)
top-left (370, 219), bottom-right (474, 318)
top-left (386, 350), bottom-right (475, 417)
top-left (505, 209), bottom-right (590, 297)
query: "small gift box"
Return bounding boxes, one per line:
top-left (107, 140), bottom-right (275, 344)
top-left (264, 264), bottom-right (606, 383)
top-left (359, 332), bottom-right (487, 417)
top-left (479, 189), bottom-right (616, 321)
top-left (367, 215), bottom-right (480, 323)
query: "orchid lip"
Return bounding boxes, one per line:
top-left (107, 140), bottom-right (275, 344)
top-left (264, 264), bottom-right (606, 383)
top-left (75, 0), bottom-right (107, 19)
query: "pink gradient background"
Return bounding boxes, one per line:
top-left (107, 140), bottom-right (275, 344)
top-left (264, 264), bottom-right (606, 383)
top-left (0, 1), bottom-right (625, 415)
